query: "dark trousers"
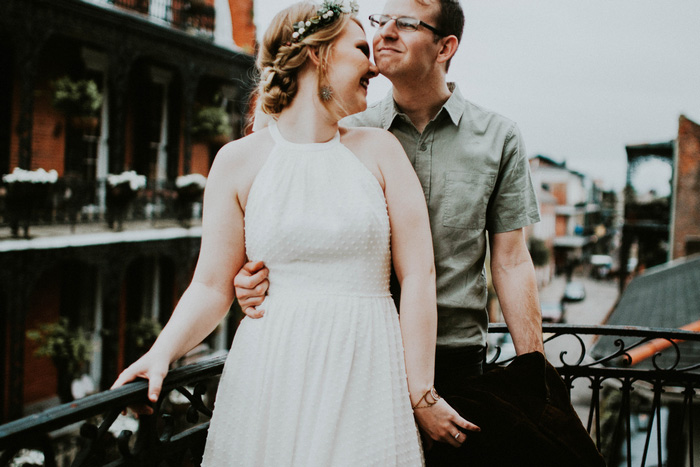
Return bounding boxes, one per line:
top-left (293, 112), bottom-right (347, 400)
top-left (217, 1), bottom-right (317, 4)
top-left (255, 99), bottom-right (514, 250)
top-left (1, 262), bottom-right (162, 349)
top-left (425, 346), bottom-right (485, 467)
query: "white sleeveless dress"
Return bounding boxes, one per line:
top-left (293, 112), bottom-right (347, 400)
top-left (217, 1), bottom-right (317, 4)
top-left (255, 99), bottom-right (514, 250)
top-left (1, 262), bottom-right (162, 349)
top-left (201, 123), bottom-right (424, 467)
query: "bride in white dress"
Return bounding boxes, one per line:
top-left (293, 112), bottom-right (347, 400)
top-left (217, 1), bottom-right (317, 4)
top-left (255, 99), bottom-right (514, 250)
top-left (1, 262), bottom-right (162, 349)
top-left (112, 1), bottom-right (473, 465)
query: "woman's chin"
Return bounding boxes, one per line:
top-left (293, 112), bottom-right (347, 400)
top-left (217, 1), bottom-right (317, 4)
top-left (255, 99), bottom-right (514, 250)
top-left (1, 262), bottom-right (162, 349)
top-left (347, 100), bottom-right (367, 117)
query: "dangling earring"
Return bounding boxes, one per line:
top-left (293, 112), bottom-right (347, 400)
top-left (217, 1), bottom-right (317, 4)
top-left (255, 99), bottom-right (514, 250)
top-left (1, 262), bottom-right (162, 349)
top-left (319, 85), bottom-right (333, 102)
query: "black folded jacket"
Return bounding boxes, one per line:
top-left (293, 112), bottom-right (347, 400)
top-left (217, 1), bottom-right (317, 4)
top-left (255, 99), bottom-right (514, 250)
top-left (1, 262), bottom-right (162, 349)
top-left (432, 351), bottom-right (606, 467)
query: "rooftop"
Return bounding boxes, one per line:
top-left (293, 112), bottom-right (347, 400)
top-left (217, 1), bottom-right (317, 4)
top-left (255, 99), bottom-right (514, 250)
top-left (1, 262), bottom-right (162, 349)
top-left (593, 254), bottom-right (700, 370)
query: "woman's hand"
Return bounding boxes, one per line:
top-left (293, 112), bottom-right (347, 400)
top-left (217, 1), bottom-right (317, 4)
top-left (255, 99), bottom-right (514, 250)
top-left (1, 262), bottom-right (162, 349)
top-left (110, 351), bottom-right (170, 415)
top-left (234, 261), bottom-right (269, 318)
top-left (413, 398), bottom-right (480, 448)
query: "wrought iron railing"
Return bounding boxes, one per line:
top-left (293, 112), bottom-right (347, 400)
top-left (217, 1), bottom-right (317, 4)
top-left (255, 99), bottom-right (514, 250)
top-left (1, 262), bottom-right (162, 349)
top-left (0, 177), bottom-right (203, 238)
top-left (1, 325), bottom-right (698, 466)
top-left (489, 323), bottom-right (700, 467)
top-left (0, 356), bottom-right (225, 466)
top-left (104, 0), bottom-right (216, 38)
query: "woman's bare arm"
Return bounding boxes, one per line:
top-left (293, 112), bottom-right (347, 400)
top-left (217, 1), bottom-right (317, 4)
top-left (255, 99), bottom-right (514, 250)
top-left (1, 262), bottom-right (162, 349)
top-left (111, 138), bottom-right (256, 404)
top-left (375, 130), bottom-right (479, 446)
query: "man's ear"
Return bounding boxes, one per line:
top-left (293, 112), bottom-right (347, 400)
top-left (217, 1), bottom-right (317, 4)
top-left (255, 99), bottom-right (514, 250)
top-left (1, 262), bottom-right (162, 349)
top-left (436, 35), bottom-right (459, 67)
top-left (307, 46), bottom-right (322, 67)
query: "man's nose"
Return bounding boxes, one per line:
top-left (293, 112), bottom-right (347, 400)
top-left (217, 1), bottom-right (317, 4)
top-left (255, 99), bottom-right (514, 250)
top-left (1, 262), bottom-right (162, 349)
top-left (378, 18), bottom-right (399, 39)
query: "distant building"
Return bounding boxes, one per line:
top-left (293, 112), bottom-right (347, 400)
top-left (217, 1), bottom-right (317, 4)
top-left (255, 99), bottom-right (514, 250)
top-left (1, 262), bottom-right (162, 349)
top-left (619, 115), bottom-right (700, 290)
top-left (672, 116), bottom-right (700, 259)
top-left (529, 155), bottom-right (608, 277)
top-left (0, 0), bottom-right (256, 422)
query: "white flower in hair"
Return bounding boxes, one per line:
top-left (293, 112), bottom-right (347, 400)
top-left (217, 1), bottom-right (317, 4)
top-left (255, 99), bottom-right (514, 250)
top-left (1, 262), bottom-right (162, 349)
top-left (291, 0), bottom-right (359, 42)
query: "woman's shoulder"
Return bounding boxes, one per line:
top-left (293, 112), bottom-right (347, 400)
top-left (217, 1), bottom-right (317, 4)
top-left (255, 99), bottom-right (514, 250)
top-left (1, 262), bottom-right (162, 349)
top-left (339, 126), bottom-right (402, 156)
top-left (207, 129), bottom-right (275, 189)
top-left (215, 129), bottom-right (274, 166)
top-left (340, 126), bottom-right (396, 143)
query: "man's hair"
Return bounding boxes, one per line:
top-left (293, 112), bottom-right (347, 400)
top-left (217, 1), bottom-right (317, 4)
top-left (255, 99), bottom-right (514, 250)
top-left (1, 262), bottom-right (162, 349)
top-left (434, 0), bottom-right (464, 44)
top-left (419, 0), bottom-right (464, 71)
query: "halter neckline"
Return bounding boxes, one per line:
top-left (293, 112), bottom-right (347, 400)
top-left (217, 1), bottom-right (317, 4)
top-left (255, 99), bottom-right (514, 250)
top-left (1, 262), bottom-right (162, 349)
top-left (269, 122), bottom-right (340, 151)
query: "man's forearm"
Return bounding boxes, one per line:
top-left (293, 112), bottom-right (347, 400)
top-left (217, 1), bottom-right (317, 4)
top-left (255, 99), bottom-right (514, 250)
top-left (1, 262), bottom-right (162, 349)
top-left (492, 259), bottom-right (544, 355)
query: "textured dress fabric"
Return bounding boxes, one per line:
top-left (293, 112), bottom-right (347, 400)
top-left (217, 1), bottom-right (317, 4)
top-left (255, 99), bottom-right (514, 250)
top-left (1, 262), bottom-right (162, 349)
top-left (201, 123), bottom-right (424, 467)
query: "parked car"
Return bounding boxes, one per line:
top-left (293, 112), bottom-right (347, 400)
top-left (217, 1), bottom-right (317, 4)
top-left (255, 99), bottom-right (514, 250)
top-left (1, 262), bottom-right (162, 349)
top-left (590, 254), bottom-right (613, 279)
top-left (563, 281), bottom-right (586, 302)
top-left (540, 301), bottom-right (566, 323)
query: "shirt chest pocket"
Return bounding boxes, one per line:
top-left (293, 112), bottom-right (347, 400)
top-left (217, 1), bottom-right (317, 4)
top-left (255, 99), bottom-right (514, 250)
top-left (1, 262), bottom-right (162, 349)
top-left (442, 172), bottom-right (495, 230)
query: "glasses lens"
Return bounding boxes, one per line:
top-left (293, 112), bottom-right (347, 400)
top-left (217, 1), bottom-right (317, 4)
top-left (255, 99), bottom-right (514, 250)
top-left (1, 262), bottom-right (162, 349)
top-left (369, 14), bottom-right (388, 27)
top-left (395, 17), bottom-right (420, 31)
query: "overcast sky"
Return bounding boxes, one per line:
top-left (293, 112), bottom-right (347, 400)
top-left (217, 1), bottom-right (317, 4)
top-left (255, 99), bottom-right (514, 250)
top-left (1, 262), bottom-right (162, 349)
top-left (253, 0), bottom-right (700, 194)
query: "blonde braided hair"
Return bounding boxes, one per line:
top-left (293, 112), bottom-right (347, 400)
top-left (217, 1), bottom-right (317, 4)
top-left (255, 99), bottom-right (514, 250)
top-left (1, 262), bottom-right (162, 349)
top-left (256, 2), bottom-right (355, 116)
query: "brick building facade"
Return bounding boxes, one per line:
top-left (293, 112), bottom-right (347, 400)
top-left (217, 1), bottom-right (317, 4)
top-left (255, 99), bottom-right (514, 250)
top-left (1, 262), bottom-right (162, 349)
top-left (671, 115), bottom-right (700, 259)
top-left (0, 0), bottom-right (256, 422)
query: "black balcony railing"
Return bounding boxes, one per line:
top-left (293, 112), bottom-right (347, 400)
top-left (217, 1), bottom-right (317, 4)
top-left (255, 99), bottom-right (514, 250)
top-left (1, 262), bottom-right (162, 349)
top-left (0, 178), bottom-right (203, 237)
top-left (104, 0), bottom-right (215, 38)
top-left (1, 325), bottom-right (698, 466)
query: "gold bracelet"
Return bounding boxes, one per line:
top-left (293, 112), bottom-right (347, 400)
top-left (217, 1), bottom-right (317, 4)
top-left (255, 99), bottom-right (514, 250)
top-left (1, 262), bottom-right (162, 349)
top-left (412, 386), bottom-right (441, 409)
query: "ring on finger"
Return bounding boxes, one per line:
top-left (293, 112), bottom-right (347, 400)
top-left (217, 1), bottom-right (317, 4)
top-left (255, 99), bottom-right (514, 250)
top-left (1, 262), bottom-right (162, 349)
top-left (454, 432), bottom-right (461, 440)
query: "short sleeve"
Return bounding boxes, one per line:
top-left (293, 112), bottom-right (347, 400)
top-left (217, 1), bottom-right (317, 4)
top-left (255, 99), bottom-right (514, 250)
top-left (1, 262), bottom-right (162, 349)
top-left (485, 123), bottom-right (541, 233)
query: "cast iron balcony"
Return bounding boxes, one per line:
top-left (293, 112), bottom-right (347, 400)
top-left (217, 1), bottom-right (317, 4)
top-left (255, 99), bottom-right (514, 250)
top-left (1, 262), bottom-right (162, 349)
top-left (106, 0), bottom-right (216, 37)
top-left (1, 324), bottom-right (698, 466)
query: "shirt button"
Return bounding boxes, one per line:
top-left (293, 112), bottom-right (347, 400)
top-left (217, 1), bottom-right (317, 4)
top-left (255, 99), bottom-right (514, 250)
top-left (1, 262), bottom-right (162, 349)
top-left (420, 143), bottom-right (428, 151)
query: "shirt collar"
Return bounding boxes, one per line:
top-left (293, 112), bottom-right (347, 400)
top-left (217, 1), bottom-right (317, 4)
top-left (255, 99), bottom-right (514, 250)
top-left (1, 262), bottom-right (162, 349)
top-left (379, 82), bottom-right (466, 130)
top-left (443, 83), bottom-right (466, 126)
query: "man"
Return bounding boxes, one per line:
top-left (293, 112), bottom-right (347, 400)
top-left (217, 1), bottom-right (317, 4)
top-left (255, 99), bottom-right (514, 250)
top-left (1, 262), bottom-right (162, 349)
top-left (236, 0), bottom-right (544, 462)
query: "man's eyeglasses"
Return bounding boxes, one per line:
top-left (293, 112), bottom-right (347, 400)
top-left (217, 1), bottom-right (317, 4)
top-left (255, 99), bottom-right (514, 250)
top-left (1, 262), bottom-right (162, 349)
top-left (368, 14), bottom-right (445, 36)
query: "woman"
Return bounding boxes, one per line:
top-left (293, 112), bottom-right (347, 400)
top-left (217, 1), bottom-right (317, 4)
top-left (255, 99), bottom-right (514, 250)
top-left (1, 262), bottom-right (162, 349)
top-left (112, 1), bottom-right (473, 465)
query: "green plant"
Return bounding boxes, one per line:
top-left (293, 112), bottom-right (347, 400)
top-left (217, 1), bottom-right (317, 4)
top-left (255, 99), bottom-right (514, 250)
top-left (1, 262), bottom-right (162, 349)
top-left (26, 318), bottom-right (93, 380)
top-left (128, 316), bottom-right (162, 350)
top-left (191, 106), bottom-right (232, 140)
top-left (51, 76), bottom-right (103, 116)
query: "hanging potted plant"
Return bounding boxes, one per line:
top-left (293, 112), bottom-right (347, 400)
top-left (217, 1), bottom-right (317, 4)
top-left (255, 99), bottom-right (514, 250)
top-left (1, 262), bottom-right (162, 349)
top-left (192, 106), bottom-right (232, 145)
top-left (51, 76), bottom-right (103, 131)
top-left (26, 318), bottom-right (93, 403)
top-left (106, 170), bottom-right (147, 230)
top-left (2, 167), bottom-right (58, 238)
top-left (175, 173), bottom-right (207, 226)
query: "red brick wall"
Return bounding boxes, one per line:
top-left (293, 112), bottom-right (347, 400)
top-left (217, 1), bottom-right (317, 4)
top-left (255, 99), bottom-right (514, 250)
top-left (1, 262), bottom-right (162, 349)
top-left (191, 142), bottom-right (212, 176)
top-left (672, 115), bottom-right (700, 259)
top-left (10, 56), bottom-right (70, 174)
top-left (31, 79), bottom-right (66, 174)
top-left (23, 271), bottom-right (61, 404)
top-left (229, 0), bottom-right (256, 54)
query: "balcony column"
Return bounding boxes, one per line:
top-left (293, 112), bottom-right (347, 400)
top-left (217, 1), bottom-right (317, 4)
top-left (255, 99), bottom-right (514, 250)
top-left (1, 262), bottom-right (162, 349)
top-left (6, 292), bottom-right (27, 420)
top-left (82, 48), bottom-right (111, 211)
top-left (107, 43), bottom-right (135, 174)
top-left (181, 64), bottom-right (201, 175)
top-left (98, 250), bottom-right (127, 389)
top-left (14, 28), bottom-right (50, 170)
top-left (149, 67), bottom-right (173, 190)
top-left (1, 253), bottom-right (40, 420)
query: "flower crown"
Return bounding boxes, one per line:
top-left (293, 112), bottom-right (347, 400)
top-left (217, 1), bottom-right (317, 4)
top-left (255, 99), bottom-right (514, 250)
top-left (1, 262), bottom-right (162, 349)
top-left (291, 0), bottom-right (359, 42)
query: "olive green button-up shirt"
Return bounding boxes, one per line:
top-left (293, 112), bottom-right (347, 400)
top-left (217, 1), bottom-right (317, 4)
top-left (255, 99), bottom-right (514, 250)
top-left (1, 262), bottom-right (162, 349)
top-left (344, 84), bottom-right (540, 349)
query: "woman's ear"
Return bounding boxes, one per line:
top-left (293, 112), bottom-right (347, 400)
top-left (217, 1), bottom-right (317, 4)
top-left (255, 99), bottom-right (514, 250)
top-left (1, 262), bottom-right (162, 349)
top-left (307, 46), bottom-right (321, 67)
